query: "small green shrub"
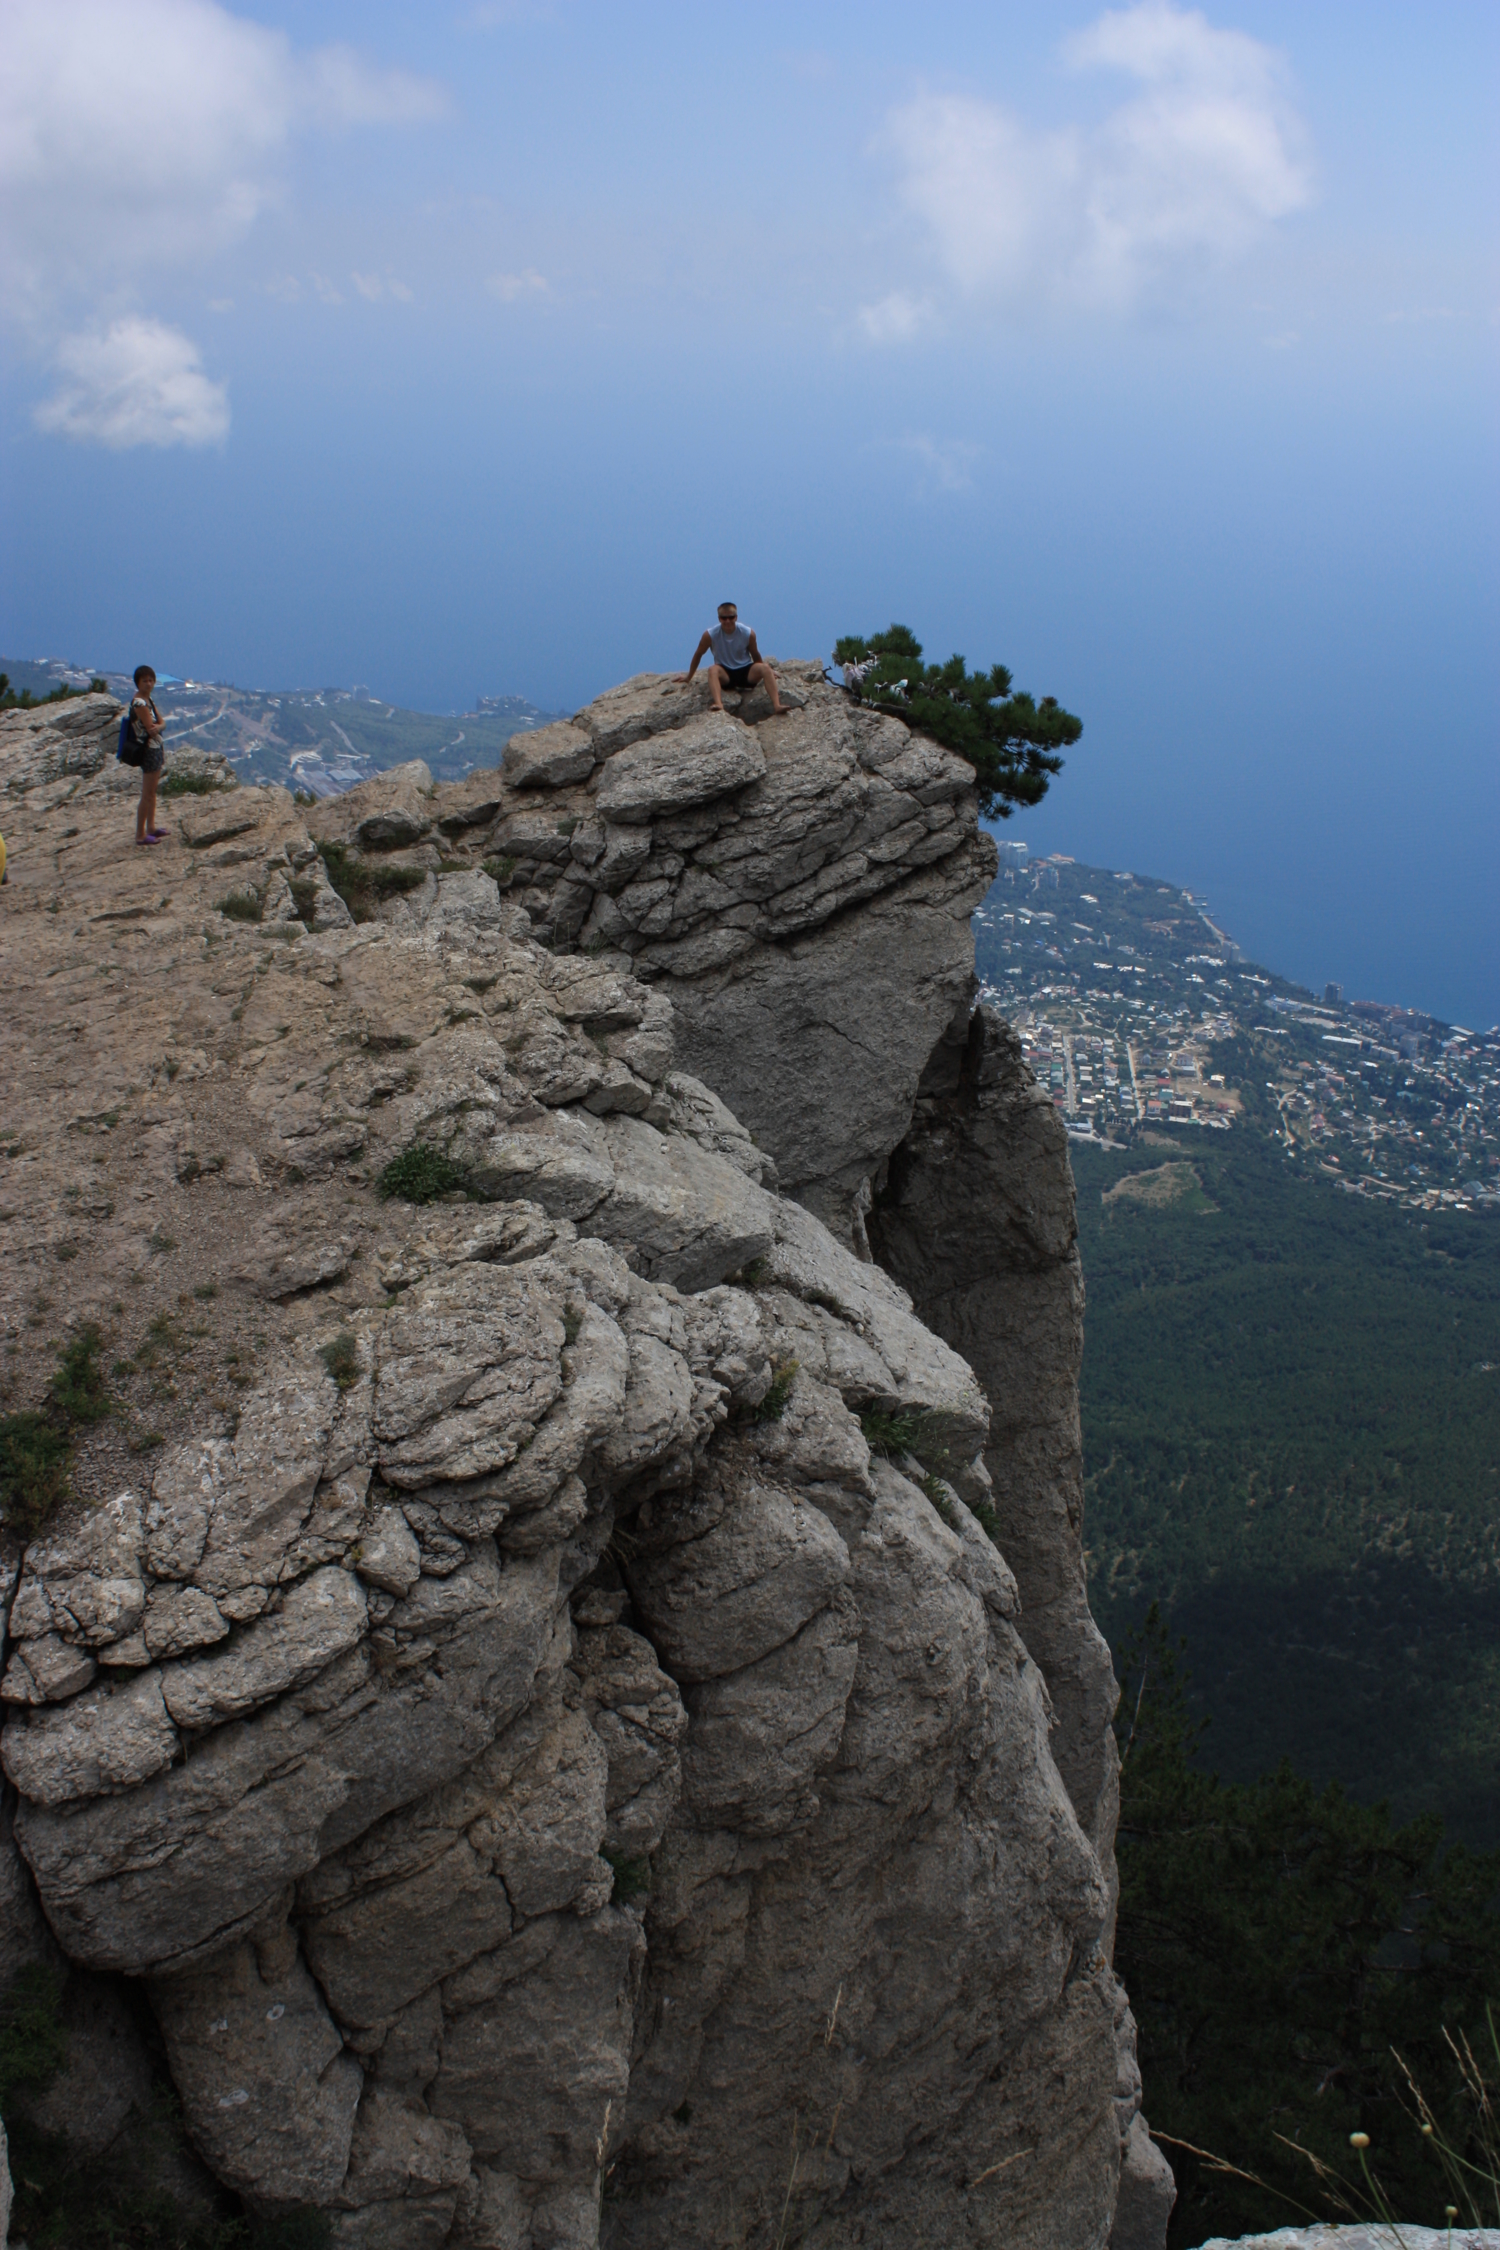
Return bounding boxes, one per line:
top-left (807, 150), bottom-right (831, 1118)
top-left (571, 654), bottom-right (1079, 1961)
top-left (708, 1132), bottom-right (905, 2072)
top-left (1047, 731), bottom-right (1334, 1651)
top-left (160, 770), bottom-right (225, 798)
top-left (288, 877), bottom-right (320, 928)
top-left (965, 1493), bottom-right (1003, 1544)
top-left (319, 1332), bottom-right (360, 1391)
top-left (482, 854), bottom-right (518, 888)
top-left (750, 1361), bottom-right (799, 1424)
top-left (0, 1413), bottom-right (70, 1536)
top-left (52, 1323), bottom-right (109, 1424)
top-left (603, 1850), bottom-right (652, 1904)
top-left (376, 1142), bottom-right (470, 1204)
top-left (218, 891), bottom-right (260, 923)
top-left (921, 1470), bottom-right (958, 1526)
top-left (562, 1304), bottom-right (584, 1346)
top-left (369, 864), bottom-right (428, 899)
top-left (859, 1406), bottom-right (926, 1459)
top-left (193, 1283), bottom-right (218, 1302)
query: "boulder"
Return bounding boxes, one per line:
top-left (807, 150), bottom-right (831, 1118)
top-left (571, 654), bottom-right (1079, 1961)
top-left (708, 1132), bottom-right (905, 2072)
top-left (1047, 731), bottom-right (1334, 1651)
top-left (311, 761), bottom-right (434, 850)
top-left (503, 721), bottom-right (597, 790)
top-left (593, 712), bottom-right (765, 824)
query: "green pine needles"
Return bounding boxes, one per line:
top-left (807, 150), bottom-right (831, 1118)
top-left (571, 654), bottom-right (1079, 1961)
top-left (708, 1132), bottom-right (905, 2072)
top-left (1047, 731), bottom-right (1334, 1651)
top-left (832, 624), bottom-right (1081, 819)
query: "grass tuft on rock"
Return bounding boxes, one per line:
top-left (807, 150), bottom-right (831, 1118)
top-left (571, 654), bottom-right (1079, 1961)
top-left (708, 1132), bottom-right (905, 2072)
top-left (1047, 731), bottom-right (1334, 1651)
top-left (748, 1361), bottom-right (799, 1424)
top-left (859, 1405), bottom-right (927, 1459)
top-left (160, 770), bottom-right (228, 798)
top-left (317, 841), bottom-right (428, 924)
top-left (377, 1141), bottom-right (471, 1205)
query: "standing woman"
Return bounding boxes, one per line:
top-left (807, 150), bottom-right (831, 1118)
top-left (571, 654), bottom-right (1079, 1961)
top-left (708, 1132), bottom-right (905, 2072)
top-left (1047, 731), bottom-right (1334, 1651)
top-left (130, 665), bottom-right (167, 845)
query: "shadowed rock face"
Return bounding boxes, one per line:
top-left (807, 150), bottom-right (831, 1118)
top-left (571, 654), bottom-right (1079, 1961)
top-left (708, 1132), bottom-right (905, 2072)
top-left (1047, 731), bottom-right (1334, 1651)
top-left (0, 688), bottom-right (1153, 2249)
top-left (869, 1004), bottom-right (1121, 1862)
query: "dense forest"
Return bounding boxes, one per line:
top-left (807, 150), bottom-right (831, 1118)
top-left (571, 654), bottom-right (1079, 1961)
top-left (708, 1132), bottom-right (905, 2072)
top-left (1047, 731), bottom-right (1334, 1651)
top-left (1074, 1050), bottom-right (1500, 1847)
top-left (1113, 1612), bottom-right (1500, 2247)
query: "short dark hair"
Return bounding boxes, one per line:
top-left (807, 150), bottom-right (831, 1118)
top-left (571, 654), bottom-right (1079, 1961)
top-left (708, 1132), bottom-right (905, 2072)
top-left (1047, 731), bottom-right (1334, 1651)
top-left (133, 664), bottom-right (155, 685)
top-left (717, 602), bottom-right (737, 614)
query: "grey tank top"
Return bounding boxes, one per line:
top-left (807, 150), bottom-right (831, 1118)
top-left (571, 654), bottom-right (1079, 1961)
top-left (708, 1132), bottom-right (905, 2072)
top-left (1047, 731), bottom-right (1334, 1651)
top-left (708, 622), bottom-right (753, 669)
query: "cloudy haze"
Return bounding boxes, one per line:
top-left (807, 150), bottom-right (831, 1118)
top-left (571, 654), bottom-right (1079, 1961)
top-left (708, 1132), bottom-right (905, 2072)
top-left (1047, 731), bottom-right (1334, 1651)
top-left (1, 0), bottom-right (1495, 1023)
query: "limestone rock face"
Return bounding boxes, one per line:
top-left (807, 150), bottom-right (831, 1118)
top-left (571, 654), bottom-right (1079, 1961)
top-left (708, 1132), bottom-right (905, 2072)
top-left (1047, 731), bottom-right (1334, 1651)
top-left (301, 662), bottom-right (993, 1243)
top-left (0, 685), bottom-right (1142, 2248)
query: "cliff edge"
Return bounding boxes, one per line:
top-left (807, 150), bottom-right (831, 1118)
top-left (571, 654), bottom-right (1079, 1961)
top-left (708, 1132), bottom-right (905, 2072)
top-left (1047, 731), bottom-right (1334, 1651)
top-left (0, 678), bottom-right (1165, 2248)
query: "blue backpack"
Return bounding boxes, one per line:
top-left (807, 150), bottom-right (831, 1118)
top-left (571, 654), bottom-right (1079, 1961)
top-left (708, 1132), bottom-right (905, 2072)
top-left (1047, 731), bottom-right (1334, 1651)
top-left (117, 709), bottom-right (142, 766)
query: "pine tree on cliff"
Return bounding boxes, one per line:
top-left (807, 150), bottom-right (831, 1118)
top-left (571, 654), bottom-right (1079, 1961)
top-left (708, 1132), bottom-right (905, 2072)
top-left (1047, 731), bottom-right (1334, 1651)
top-left (832, 623), bottom-right (1081, 818)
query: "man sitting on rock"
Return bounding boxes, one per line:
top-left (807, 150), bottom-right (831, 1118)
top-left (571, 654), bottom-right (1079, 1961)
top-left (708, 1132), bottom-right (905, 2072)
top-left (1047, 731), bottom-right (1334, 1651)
top-left (677, 604), bottom-right (788, 716)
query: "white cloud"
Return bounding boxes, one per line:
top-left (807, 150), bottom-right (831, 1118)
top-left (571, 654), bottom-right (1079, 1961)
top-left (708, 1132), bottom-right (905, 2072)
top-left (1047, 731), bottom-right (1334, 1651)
top-left (34, 319), bottom-right (229, 449)
top-left (858, 292), bottom-right (929, 343)
top-left (0, 0), bottom-right (446, 309)
top-left (352, 273), bottom-right (415, 304)
top-left (903, 435), bottom-right (981, 492)
top-left (879, 1), bottom-right (1311, 324)
top-left (487, 270), bottom-right (550, 302)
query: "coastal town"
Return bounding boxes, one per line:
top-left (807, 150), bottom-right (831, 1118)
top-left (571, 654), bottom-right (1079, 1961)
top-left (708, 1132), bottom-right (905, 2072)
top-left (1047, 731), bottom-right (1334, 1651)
top-left (973, 845), bottom-right (1500, 1217)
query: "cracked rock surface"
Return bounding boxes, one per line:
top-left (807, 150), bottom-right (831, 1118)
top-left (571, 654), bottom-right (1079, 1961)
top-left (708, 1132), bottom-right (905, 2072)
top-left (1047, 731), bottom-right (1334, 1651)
top-left (0, 688), bottom-right (1137, 2248)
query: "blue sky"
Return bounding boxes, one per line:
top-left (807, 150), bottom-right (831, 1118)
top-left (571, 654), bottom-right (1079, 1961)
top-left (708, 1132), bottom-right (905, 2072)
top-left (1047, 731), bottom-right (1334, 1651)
top-left (3, 0), bottom-right (1496, 1023)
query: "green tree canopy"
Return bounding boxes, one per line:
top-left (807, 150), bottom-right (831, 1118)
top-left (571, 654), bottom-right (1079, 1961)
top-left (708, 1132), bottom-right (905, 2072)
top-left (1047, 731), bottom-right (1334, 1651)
top-left (832, 623), bottom-right (1081, 819)
top-left (1114, 1606), bottom-right (1500, 2245)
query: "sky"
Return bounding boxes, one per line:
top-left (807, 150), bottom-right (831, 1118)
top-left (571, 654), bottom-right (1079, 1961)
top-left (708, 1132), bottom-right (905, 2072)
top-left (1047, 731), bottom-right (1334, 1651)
top-left (2, 0), bottom-right (1496, 1025)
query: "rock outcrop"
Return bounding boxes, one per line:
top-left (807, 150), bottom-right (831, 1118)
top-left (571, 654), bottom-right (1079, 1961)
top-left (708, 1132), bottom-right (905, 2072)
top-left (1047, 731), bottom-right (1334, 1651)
top-left (302, 664), bottom-right (995, 1246)
top-left (0, 680), bottom-right (1158, 2248)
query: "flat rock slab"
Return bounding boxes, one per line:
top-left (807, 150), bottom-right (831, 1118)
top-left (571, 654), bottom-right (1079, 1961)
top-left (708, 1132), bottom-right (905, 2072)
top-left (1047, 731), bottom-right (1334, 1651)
top-left (1198, 2230), bottom-right (1500, 2248)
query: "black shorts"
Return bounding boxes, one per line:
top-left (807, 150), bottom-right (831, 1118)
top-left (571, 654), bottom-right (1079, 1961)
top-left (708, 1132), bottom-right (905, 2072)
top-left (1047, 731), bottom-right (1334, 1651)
top-left (720, 663), bottom-right (754, 691)
top-left (137, 740), bottom-right (165, 775)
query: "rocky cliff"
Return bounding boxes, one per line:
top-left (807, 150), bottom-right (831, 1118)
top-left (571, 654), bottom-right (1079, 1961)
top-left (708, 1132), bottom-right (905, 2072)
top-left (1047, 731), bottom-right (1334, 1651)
top-left (0, 677), bottom-right (1169, 2248)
